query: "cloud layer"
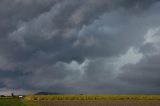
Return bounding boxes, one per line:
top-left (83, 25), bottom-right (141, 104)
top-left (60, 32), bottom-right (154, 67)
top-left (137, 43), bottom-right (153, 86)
top-left (0, 0), bottom-right (160, 94)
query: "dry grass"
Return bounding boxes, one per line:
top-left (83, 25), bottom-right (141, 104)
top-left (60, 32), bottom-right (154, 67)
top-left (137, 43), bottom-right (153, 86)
top-left (25, 100), bottom-right (160, 106)
top-left (24, 94), bottom-right (160, 101)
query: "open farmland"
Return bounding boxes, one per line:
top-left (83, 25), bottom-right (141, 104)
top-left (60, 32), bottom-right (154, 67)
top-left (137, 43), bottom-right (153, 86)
top-left (0, 98), bottom-right (25, 106)
top-left (1, 95), bottom-right (160, 106)
top-left (24, 94), bottom-right (160, 100)
top-left (25, 100), bottom-right (160, 106)
top-left (24, 94), bottom-right (160, 106)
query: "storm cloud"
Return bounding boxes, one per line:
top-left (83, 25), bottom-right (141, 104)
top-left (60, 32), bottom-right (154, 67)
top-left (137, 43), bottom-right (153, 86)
top-left (0, 0), bottom-right (160, 94)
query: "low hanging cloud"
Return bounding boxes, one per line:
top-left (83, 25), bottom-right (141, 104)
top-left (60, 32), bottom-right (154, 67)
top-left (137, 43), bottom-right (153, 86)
top-left (0, 0), bottom-right (160, 94)
top-left (118, 27), bottom-right (160, 94)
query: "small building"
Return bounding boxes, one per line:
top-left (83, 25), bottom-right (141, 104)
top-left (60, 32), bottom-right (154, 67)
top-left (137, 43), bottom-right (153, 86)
top-left (18, 95), bottom-right (23, 98)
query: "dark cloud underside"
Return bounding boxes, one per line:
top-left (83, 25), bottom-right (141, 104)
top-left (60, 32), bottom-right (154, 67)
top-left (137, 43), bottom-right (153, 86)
top-left (0, 0), bottom-right (160, 94)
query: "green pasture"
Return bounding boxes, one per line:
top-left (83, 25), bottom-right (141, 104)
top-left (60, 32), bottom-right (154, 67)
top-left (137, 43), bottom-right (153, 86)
top-left (0, 98), bottom-right (25, 106)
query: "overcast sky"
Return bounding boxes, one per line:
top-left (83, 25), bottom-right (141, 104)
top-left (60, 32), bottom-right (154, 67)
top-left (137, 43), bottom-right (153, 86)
top-left (0, 0), bottom-right (160, 95)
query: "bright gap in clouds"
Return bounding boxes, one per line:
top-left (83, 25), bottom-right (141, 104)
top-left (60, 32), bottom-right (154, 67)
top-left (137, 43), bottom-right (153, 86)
top-left (115, 47), bottom-right (143, 73)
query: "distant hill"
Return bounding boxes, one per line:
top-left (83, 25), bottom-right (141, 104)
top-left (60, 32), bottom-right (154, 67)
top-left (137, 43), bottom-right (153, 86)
top-left (35, 92), bottom-right (61, 95)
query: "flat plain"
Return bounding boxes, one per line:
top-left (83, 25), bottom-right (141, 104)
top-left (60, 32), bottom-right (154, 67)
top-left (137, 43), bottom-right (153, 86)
top-left (25, 100), bottom-right (160, 106)
top-left (24, 94), bottom-right (160, 106)
top-left (1, 95), bottom-right (160, 106)
top-left (0, 98), bottom-right (25, 106)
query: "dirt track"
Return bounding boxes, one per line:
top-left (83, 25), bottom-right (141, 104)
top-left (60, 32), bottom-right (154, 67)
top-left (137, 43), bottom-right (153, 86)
top-left (26, 100), bottom-right (160, 106)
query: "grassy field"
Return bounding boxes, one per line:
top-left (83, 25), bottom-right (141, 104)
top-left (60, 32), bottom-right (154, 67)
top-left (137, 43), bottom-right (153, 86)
top-left (0, 98), bottom-right (40, 106)
top-left (24, 100), bottom-right (160, 106)
top-left (24, 95), bottom-right (160, 106)
top-left (24, 94), bottom-right (160, 101)
top-left (0, 98), bottom-right (25, 106)
top-left (1, 95), bottom-right (160, 106)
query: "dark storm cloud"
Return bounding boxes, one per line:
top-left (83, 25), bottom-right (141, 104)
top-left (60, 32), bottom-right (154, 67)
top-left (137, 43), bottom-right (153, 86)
top-left (0, 0), bottom-right (160, 94)
top-left (123, 0), bottom-right (160, 9)
top-left (0, 0), bottom-right (60, 37)
top-left (118, 54), bottom-right (160, 94)
top-left (122, 58), bottom-right (160, 87)
top-left (117, 27), bottom-right (160, 94)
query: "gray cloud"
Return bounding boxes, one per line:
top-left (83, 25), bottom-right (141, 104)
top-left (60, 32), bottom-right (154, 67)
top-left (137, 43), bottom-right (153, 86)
top-left (0, 0), bottom-right (160, 94)
top-left (118, 53), bottom-right (160, 94)
top-left (118, 27), bottom-right (160, 94)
